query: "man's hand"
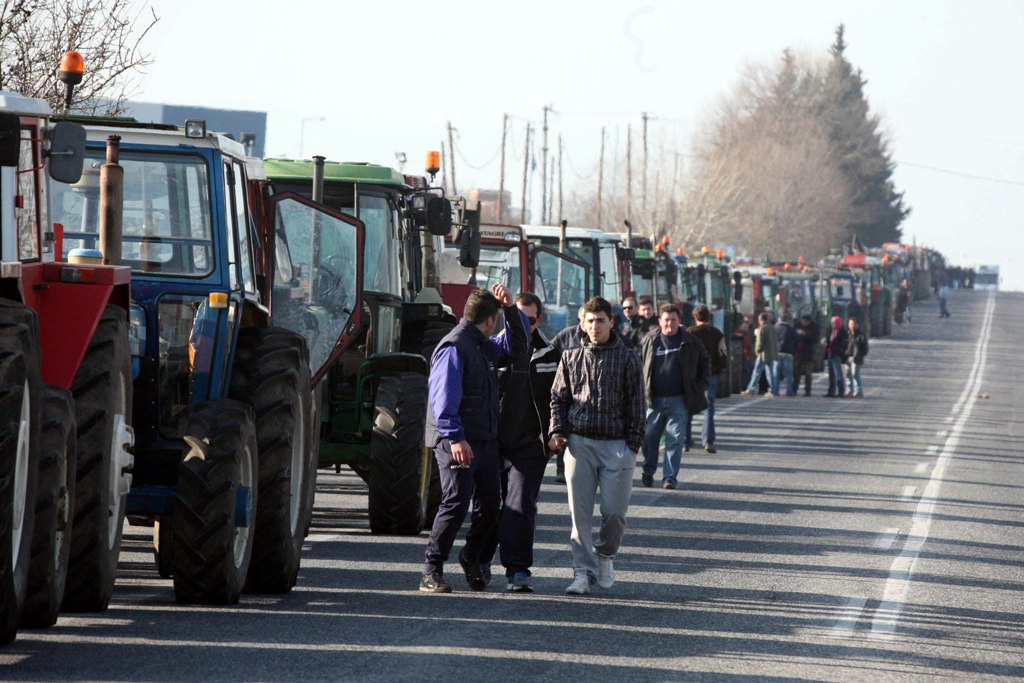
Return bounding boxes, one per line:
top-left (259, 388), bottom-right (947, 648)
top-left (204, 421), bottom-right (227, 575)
top-left (491, 282), bottom-right (513, 307)
top-left (451, 440), bottom-right (474, 466)
top-left (548, 435), bottom-right (567, 454)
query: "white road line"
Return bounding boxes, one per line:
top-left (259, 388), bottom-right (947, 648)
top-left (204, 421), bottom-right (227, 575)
top-left (827, 596), bottom-right (869, 638)
top-left (925, 445), bottom-right (938, 455)
top-left (934, 429), bottom-right (947, 439)
top-left (913, 462), bottom-right (929, 474)
top-left (900, 485), bottom-right (917, 499)
top-left (869, 292), bottom-right (995, 640)
top-left (873, 527), bottom-right (901, 549)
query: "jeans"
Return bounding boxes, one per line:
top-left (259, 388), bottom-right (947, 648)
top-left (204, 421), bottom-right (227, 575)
top-left (477, 440), bottom-right (548, 577)
top-left (939, 297), bottom-right (950, 317)
top-left (746, 358), bottom-right (779, 395)
top-left (685, 375), bottom-right (717, 447)
top-left (826, 356), bottom-right (846, 396)
top-left (423, 438), bottom-right (501, 575)
top-left (775, 353), bottom-right (794, 396)
top-left (642, 394), bottom-right (689, 483)
top-left (565, 435), bottom-right (634, 577)
top-left (845, 360), bottom-right (863, 396)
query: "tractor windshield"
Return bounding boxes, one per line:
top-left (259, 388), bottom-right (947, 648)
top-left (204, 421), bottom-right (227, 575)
top-left (440, 242), bottom-right (521, 292)
top-left (53, 150), bottom-right (214, 277)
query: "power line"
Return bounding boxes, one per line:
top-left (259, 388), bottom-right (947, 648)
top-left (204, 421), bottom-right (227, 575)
top-left (898, 160), bottom-right (1024, 187)
top-left (453, 136), bottom-right (503, 170)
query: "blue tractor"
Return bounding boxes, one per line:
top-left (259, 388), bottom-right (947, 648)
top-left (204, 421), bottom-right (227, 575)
top-left (52, 120), bottom-right (364, 604)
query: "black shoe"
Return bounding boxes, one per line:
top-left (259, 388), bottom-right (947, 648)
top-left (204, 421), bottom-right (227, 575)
top-left (641, 472), bottom-right (653, 488)
top-left (420, 572), bottom-right (452, 593)
top-left (704, 444), bottom-right (717, 454)
top-left (683, 445), bottom-right (690, 452)
top-left (458, 550), bottom-right (487, 591)
top-left (555, 468), bottom-right (566, 484)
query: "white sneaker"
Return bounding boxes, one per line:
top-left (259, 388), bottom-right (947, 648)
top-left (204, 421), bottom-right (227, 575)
top-left (597, 555), bottom-right (615, 589)
top-left (565, 570), bottom-right (591, 595)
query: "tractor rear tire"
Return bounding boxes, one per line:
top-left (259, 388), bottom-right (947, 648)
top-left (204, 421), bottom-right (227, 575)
top-left (19, 386), bottom-right (76, 629)
top-left (0, 300), bottom-right (42, 644)
top-left (62, 306), bottom-right (132, 613)
top-left (172, 400), bottom-right (257, 605)
top-left (408, 321), bottom-right (453, 527)
top-left (368, 372), bottom-right (429, 535)
top-left (230, 327), bottom-right (313, 593)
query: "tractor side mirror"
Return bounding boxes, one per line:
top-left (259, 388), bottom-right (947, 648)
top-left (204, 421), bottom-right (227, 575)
top-left (458, 213), bottom-right (481, 268)
top-left (0, 113), bottom-right (20, 166)
top-left (426, 196), bottom-right (452, 236)
top-left (48, 121), bottom-right (86, 184)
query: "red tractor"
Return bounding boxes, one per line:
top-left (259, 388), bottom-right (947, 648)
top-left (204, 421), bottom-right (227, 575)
top-left (1, 59), bottom-right (133, 644)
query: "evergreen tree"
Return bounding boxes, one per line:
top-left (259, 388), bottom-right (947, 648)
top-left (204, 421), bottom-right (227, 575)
top-left (819, 24), bottom-right (909, 246)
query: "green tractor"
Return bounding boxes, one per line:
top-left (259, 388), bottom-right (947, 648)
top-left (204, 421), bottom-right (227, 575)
top-left (263, 157), bottom-right (470, 534)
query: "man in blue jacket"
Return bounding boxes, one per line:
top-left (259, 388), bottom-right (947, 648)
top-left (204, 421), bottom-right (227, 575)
top-left (420, 284), bottom-right (528, 593)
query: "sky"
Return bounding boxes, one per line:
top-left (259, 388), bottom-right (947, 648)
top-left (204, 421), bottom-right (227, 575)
top-left (137, 0), bottom-right (1024, 290)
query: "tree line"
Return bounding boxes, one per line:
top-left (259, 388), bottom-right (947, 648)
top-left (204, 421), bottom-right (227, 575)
top-left (569, 25), bottom-right (910, 262)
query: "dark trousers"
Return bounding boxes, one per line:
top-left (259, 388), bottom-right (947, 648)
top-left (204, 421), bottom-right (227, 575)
top-left (797, 359), bottom-right (814, 395)
top-left (478, 440), bottom-right (548, 577)
top-left (422, 438), bottom-right (501, 575)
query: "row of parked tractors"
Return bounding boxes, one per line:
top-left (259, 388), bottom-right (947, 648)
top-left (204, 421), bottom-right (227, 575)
top-left (1, 54), bottom-right (480, 644)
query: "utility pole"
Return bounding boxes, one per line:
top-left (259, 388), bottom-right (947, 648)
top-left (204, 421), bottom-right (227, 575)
top-left (541, 104), bottom-right (552, 223)
top-left (497, 113), bottom-right (508, 223)
top-left (596, 126), bottom-right (606, 231)
top-left (557, 134), bottom-right (564, 225)
top-left (641, 112), bottom-right (649, 228)
top-left (446, 121), bottom-right (457, 195)
top-left (520, 124), bottom-right (532, 224)
top-left (547, 156), bottom-right (555, 226)
top-left (440, 140), bottom-right (448, 192)
top-left (626, 123), bottom-right (633, 228)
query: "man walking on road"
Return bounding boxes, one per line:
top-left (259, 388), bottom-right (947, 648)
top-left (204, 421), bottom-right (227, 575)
top-left (477, 293), bottom-right (560, 593)
top-left (795, 314), bottom-right (819, 396)
top-left (639, 303), bottom-right (711, 489)
top-left (844, 317), bottom-right (868, 397)
top-left (420, 284), bottom-right (528, 593)
top-left (775, 314), bottom-right (798, 397)
top-left (824, 315), bottom-right (848, 398)
top-left (938, 282), bottom-right (951, 318)
top-left (548, 297), bottom-right (645, 595)
top-left (741, 313), bottom-right (779, 396)
top-left (687, 305), bottom-right (726, 454)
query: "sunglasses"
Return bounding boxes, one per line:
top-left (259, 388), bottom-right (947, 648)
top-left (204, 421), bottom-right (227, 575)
top-left (527, 316), bottom-right (537, 324)
top-left (622, 306), bottom-right (634, 310)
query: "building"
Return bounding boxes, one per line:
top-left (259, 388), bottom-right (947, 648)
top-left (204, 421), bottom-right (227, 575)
top-left (124, 101), bottom-right (267, 157)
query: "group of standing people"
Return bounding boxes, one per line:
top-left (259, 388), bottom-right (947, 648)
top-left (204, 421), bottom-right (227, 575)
top-left (739, 311), bottom-right (869, 399)
top-left (419, 287), bottom-right (719, 596)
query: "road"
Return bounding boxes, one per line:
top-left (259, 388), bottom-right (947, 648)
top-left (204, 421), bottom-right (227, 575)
top-left (2, 288), bottom-right (1021, 682)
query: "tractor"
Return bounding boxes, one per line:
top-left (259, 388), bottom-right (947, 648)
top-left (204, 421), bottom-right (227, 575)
top-left (51, 120), bottom-right (363, 604)
top-left (261, 156), bottom-right (464, 535)
top-left (0, 68), bottom-right (133, 641)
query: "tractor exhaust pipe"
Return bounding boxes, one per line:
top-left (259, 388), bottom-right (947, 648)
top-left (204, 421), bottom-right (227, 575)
top-left (312, 155), bottom-right (325, 204)
top-left (99, 135), bottom-right (123, 266)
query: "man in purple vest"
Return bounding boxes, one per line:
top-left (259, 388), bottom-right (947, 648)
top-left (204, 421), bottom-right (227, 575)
top-left (420, 284), bottom-right (528, 593)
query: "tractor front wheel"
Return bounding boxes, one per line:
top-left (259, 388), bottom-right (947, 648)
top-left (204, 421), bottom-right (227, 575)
top-left (368, 372), bottom-right (429, 535)
top-left (172, 400), bottom-right (257, 605)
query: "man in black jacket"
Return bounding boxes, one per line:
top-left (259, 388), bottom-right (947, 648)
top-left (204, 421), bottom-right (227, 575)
top-left (477, 293), bottom-right (561, 592)
top-left (844, 317), bottom-right (868, 397)
top-left (686, 305), bottom-right (726, 453)
top-left (639, 303), bottom-right (711, 490)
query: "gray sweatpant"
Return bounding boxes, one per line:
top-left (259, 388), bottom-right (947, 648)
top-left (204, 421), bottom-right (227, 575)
top-left (564, 435), bottom-right (635, 577)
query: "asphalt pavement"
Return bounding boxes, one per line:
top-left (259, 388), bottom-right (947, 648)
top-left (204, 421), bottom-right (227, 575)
top-left (2, 287), bottom-right (1021, 682)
